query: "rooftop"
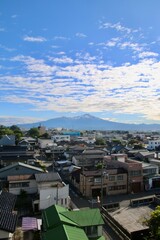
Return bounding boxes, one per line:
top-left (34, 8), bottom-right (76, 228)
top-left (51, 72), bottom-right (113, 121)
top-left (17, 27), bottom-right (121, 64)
top-left (110, 205), bottom-right (153, 233)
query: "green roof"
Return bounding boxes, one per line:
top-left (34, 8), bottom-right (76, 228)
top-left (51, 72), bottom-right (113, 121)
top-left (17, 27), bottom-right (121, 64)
top-left (61, 208), bottom-right (104, 227)
top-left (41, 224), bottom-right (88, 240)
top-left (42, 205), bottom-right (78, 230)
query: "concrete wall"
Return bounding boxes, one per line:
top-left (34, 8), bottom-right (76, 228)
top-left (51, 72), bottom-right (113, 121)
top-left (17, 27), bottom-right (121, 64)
top-left (39, 184), bottom-right (69, 210)
top-left (9, 179), bottom-right (37, 195)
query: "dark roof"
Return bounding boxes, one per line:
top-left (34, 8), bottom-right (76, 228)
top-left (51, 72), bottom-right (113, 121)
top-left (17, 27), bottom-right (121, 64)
top-left (0, 191), bottom-right (17, 211)
top-left (0, 209), bottom-right (17, 233)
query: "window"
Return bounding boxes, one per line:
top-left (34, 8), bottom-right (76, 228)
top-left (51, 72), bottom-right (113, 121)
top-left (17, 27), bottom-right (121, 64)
top-left (94, 177), bottom-right (101, 183)
top-left (109, 185), bottom-right (126, 191)
top-left (85, 226), bottom-right (97, 235)
top-left (10, 182), bottom-right (29, 188)
top-left (130, 170), bottom-right (141, 176)
top-left (117, 175), bottom-right (123, 181)
top-left (109, 175), bottom-right (115, 181)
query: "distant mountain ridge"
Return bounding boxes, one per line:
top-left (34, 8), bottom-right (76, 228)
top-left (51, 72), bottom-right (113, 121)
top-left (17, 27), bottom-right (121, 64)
top-left (17, 114), bottom-right (160, 131)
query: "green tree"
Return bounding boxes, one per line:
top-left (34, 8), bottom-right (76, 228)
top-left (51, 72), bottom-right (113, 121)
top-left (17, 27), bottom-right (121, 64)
top-left (145, 206), bottom-right (160, 239)
top-left (28, 127), bottom-right (40, 138)
top-left (95, 138), bottom-right (106, 145)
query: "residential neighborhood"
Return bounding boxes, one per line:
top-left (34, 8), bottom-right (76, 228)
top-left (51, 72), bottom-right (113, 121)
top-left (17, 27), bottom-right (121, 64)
top-left (1, 125), bottom-right (160, 239)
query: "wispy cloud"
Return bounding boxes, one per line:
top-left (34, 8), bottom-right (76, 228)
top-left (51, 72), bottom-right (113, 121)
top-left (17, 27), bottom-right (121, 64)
top-left (23, 36), bottom-right (47, 42)
top-left (75, 32), bottom-right (87, 38)
top-left (2, 52), bottom-right (160, 122)
top-left (99, 22), bottom-right (133, 34)
top-left (138, 51), bottom-right (159, 59)
top-left (54, 36), bottom-right (70, 41)
top-left (11, 15), bottom-right (18, 18)
top-left (49, 56), bottom-right (73, 64)
top-left (0, 116), bottom-right (45, 126)
top-left (0, 44), bottom-right (15, 52)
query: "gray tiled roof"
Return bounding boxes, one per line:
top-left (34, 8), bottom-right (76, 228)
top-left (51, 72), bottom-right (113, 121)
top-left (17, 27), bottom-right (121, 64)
top-left (35, 172), bottom-right (61, 182)
top-left (0, 191), bottom-right (17, 233)
top-left (0, 209), bottom-right (17, 233)
top-left (0, 191), bottom-right (17, 211)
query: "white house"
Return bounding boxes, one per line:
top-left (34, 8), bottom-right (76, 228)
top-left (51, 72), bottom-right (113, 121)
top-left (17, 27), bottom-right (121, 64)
top-left (51, 135), bottom-right (70, 142)
top-left (34, 172), bottom-right (69, 210)
top-left (147, 139), bottom-right (160, 150)
top-left (8, 174), bottom-right (37, 195)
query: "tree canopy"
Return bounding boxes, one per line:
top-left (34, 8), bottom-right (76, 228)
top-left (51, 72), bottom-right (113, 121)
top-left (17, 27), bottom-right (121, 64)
top-left (28, 127), bottom-right (40, 138)
top-left (0, 125), bottom-right (23, 142)
top-left (145, 206), bottom-right (160, 239)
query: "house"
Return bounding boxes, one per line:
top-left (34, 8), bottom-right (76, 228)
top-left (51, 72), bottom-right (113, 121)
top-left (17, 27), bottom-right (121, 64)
top-left (147, 139), bottom-right (160, 150)
top-left (0, 190), bottom-right (17, 239)
top-left (104, 154), bottom-right (144, 193)
top-left (0, 162), bottom-right (44, 180)
top-left (19, 136), bottom-right (37, 146)
top-left (51, 135), bottom-right (71, 142)
top-left (134, 151), bottom-right (155, 162)
top-left (0, 145), bottom-right (35, 164)
top-left (77, 167), bottom-right (128, 198)
top-left (38, 139), bottom-right (55, 149)
top-left (34, 172), bottom-right (69, 210)
top-left (72, 149), bottom-right (106, 168)
top-left (41, 204), bottom-right (105, 240)
top-left (0, 162), bottom-right (44, 189)
top-left (8, 174), bottom-right (37, 195)
top-left (18, 139), bottom-right (34, 150)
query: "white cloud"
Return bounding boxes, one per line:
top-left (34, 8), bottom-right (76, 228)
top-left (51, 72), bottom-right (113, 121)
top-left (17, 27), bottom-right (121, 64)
top-left (54, 36), bottom-right (70, 41)
top-left (100, 22), bottom-right (133, 34)
top-left (138, 51), bottom-right (159, 59)
top-left (11, 15), bottom-right (17, 18)
top-left (49, 56), bottom-right (73, 64)
top-left (75, 32), bottom-right (87, 38)
top-left (2, 45), bottom-right (160, 123)
top-left (23, 36), bottom-right (46, 42)
top-left (0, 44), bottom-right (15, 52)
top-left (0, 116), bottom-right (45, 126)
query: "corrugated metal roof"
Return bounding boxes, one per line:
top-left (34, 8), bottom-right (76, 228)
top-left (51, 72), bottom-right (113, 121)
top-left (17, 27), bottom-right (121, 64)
top-left (41, 224), bottom-right (88, 240)
top-left (62, 208), bottom-right (104, 227)
top-left (35, 172), bottom-right (61, 182)
top-left (0, 162), bottom-right (44, 173)
top-left (42, 205), bottom-right (77, 230)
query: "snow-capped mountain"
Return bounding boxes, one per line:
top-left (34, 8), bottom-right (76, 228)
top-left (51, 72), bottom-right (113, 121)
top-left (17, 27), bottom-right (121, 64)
top-left (16, 114), bottom-right (160, 131)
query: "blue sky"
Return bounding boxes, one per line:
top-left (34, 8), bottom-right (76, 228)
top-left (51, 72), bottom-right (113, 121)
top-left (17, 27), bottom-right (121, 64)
top-left (1, 0), bottom-right (160, 125)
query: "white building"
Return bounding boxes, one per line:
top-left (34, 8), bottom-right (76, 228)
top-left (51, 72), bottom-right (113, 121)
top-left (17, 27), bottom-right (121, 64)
top-left (51, 135), bottom-right (70, 142)
top-left (35, 172), bottom-right (69, 210)
top-left (147, 139), bottom-right (160, 150)
top-left (38, 139), bottom-right (56, 149)
top-left (8, 174), bottom-right (37, 195)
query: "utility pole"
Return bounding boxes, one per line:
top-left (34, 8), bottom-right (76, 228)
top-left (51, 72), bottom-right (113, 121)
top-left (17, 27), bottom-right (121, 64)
top-left (56, 183), bottom-right (58, 204)
top-left (100, 165), bottom-right (104, 208)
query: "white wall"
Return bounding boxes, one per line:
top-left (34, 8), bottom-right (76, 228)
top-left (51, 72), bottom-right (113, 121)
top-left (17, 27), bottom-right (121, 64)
top-left (147, 140), bottom-right (160, 150)
top-left (51, 135), bottom-right (70, 142)
top-left (9, 179), bottom-right (37, 195)
top-left (39, 184), bottom-right (69, 210)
